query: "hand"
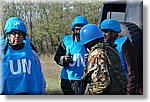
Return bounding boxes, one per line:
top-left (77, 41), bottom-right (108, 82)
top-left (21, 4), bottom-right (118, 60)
top-left (64, 55), bottom-right (72, 63)
top-left (84, 54), bottom-right (88, 59)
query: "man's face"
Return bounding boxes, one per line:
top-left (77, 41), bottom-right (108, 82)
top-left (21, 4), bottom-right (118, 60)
top-left (102, 30), bottom-right (117, 42)
top-left (74, 26), bottom-right (82, 41)
top-left (8, 30), bottom-right (25, 46)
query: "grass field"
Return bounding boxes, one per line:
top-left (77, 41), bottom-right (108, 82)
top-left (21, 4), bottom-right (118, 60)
top-left (40, 54), bottom-right (63, 95)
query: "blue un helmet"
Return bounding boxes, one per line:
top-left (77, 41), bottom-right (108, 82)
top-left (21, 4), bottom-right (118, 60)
top-left (100, 19), bottom-right (121, 33)
top-left (80, 24), bottom-right (104, 45)
top-left (4, 17), bottom-right (27, 35)
top-left (71, 16), bottom-right (88, 30)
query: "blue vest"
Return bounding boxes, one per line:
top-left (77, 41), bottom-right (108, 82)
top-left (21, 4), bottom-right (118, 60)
top-left (61, 35), bottom-right (87, 80)
top-left (114, 36), bottom-right (128, 78)
top-left (1, 40), bottom-right (43, 94)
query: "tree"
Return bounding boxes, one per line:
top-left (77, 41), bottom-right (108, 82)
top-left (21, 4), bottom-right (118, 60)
top-left (1, 0), bottom-right (102, 56)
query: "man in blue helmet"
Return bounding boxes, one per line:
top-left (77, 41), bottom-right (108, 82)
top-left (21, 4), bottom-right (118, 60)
top-left (80, 24), bottom-right (127, 95)
top-left (54, 16), bottom-right (88, 95)
top-left (0, 17), bottom-right (46, 95)
top-left (100, 19), bottom-right (139, 95)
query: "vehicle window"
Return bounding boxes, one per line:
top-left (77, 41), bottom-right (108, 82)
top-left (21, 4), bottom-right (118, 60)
top-left (107, 12), bottom-right (125, 22)
top-left (125, 5), bottom-right (142, 28)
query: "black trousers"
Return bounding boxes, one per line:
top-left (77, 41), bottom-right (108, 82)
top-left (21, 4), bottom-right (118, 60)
top-left (61, 78), bottom-right (87, 95)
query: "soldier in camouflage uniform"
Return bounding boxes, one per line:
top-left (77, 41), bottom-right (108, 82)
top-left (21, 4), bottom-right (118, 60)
top-left (80, 24), bottom-right (127, 95)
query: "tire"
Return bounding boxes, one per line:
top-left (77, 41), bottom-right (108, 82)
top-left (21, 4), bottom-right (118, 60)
top-left (119, 22), bottom-right (143, 88)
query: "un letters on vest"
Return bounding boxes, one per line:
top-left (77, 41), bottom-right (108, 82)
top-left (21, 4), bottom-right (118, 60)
top-left (9, 59), bottom-right (31, 75)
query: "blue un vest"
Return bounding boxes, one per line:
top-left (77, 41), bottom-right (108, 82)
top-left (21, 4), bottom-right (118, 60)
top-left (61, 35), bottom-right (87, 80)
top-left (1, 40), bottom-right (42, 94)
top-left (114, 36), bottom-right (128, 78)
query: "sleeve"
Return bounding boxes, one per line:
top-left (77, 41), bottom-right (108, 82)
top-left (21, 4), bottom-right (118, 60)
top-left (0, 64), bottom-right (4, 94)
top-left (122, 39), bottom-right (138, 94)
top-left (32, 50), bottom-right (46, 94)
top-left (54, 41), bottom-right (68, 66)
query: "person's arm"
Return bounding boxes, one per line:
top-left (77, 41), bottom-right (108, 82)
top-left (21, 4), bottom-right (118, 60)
top-left (32, 50), bottom-right (46, 94)
top-left (122, 39), bottom-right (138, 94)
top-left (54, 41), bottom-right (71, 66)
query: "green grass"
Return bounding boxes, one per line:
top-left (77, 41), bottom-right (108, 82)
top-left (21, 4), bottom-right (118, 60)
top-left (40, 54), bottom-right (63, 95)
